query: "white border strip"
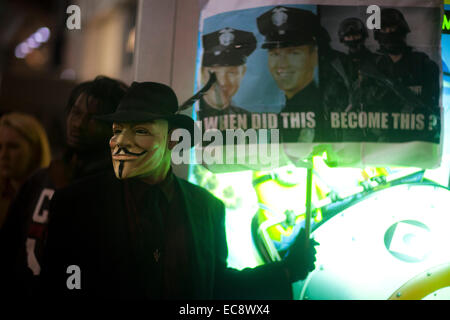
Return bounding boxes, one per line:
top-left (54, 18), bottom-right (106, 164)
top-left (201, 0), bottom-right (441, 22)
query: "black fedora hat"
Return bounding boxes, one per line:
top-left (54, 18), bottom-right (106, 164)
top-left (96, 81), bottom-right (195, 140)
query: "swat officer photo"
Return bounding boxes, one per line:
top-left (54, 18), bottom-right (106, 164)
top-left (373, 7), bottom-right (440, 115)
top-left (338, 17), bottom-right (379, 84)
top-left (198, 28), bottom-right (256, 119)
top-left (339, 18), bottom-right (370, 57)
top-left (334, 17), bottom-right (386, 141)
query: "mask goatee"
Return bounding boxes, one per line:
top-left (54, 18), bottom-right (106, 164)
top-left (118, 160), bottom-right (124, 179)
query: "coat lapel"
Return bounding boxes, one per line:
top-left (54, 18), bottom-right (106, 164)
top-left (175, 177), bottom-right (215, 299)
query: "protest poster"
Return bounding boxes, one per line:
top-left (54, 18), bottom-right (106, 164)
top-left (194, 0), bottom-right (443, 170)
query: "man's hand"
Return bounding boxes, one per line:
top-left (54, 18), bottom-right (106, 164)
top-left (282, 228), bottom-right (319, 283)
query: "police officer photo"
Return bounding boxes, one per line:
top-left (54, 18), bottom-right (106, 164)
top-left (256, 6), bottom-right (323, 143)
top-left (198, 28), bottom-right (256, 119)
top-left (257, 6), bottom-right (320, 114)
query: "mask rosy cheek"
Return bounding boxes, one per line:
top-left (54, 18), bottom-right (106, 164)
top-left (109, 137), bottom-right (117, 148)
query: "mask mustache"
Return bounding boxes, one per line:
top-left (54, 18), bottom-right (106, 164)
top-left (113, 147), bottom-right (147, 157)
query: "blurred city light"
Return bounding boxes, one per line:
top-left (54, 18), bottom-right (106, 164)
top-left (34, 27), bottom-right (51, 43)
top-left (14, 27), bottom-right (51, 60)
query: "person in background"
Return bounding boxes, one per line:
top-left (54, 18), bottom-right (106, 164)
top-left (0, 112), bottom-right (51, 228)
top-left (0, 76), bottom-right (128, 297)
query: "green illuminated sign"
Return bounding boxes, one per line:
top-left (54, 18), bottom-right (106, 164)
top-left (444, 11), bottom-right (450, 34)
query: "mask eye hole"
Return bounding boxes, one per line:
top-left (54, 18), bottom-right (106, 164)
top-left (112, 128), bottom-right (122, 135)
top-left (134, 128), bottom-right (150, 135)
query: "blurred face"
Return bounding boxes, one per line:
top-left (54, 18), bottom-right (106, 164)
top-left (201, 65), bottom-right (246, 109)
top-left (343, 34), bottom-right (362, 41)
top-left (380, 25), bottom-right (398, 34)
top-left (66, 93), bottom-right (112, 151)
top-left (109, 120), bottom-right (170, 180)
top-left (0, 126), bottom-right (33, 181)
top-left (343, 33), bottom-right (364, 53)
top-left (377, 24), bottom-right (406, 56)
top-left (268, 45), bottom-right (317, 99)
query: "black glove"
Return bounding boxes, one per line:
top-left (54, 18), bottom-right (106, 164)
top-left (282, 228), bottom-right (319, 283)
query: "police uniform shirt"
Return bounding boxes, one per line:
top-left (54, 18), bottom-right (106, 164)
top-left (282, 82), bottom-right (320, 114)
top-left (198, 98), bottom-right (250, 118)
top-left (280, 82), bottom-right (322, 143)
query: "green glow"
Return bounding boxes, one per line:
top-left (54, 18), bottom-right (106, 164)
top-left (298, 184), bottom-right (450, 300)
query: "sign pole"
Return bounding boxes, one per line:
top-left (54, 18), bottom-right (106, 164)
top-left (304, 157), bottom-right (313, 242)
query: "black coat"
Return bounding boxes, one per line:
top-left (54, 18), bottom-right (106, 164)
top-left (39, 170), bottom-right (292, 299)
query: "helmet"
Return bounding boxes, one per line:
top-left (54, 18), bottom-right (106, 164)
top-left (374, 8), bottom-right (410, 41)
top-left (338, 17), bottom-right (368, 43)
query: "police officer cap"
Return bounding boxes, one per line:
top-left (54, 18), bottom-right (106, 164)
top-left (338, 17), bottom-right (368, 42)
top-left (202, 28), bottom-right (257, 67)
top-left (380, 8), bottom-right (410, 34)
top-left (257, 6), bottom-right (320, 49)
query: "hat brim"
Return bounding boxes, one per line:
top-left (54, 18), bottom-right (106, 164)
top-left (261, 40), bottom-right (316, 50)
top-left (95, 111), bottom-right (197, 146)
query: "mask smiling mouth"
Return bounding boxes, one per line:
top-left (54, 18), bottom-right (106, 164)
top-left (112, 147), bottom-right (147, 160)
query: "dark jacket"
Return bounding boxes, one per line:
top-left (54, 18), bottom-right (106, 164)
top-left (39, 170), bottom-right (292, 300)
top-left (0, 149), bottom-right (112, 298)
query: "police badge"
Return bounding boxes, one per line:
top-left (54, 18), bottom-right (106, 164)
top-left (271, 7), bottom-right (288, 35)
top-left (219, 28), bottom-right (235, 47)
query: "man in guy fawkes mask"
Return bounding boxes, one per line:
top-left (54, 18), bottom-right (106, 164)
top-left (39, 81), bottom-right (318, 299)
top-left (373, 8), bottom-right (439, 116)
